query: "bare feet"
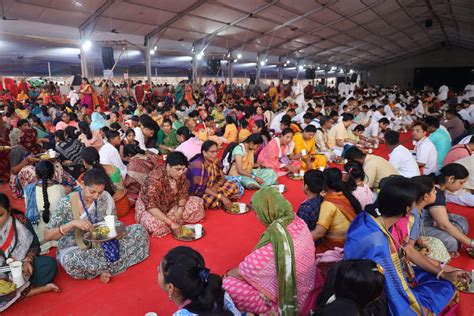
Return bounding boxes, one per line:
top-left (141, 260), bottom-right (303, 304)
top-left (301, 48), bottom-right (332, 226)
top-left (27, 283), bottom-right (60, 297)
top-left (100, 272), bottom-right (112, 283)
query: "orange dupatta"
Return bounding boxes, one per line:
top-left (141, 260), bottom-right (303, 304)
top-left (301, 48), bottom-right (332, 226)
top-left (323, 192), bottom-right (356, 222)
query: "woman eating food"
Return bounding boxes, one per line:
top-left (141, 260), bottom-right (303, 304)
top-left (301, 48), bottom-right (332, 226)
top-left (44, 169), bottom-right (149, 283)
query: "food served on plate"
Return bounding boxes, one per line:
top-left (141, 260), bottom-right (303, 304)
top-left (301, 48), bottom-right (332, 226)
top-left (91, 226), bottom-right (110, 239)
top-left (0, 280), bottom-right (16, 295)
top-left (176, 226), bottom-right (194, 239)
top-left (453, 280), bottom-right (471, 292)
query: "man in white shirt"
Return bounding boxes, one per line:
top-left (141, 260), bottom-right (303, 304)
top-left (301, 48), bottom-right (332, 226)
top-left (99, 130), bottom-right (127, 178)
top-left (385, 130), bottom-right (420, 177)
top-left (438, 84), bottom-right (449, 101)
top-left (291, 78), bottom-right (304, 108)
top-left (338, 81), bottom-right (347, 97)
top-left (370, 106), bottom-right (385, 122)
top-left (412, 122), bottom-right (438, 175)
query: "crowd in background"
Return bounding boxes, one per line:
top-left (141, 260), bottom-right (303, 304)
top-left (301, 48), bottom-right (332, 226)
top-left (0, 76), bottom-right (473, 315)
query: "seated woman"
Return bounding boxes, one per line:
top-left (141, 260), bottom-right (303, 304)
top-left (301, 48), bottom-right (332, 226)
top-left (119, 128), bottom-right (139, 163)
top-left (293, 125), bottom-right (328, 171)
top-left (315, 116), bottom-right (335, 161)
top-left (345, 177), bottom-right (470, 315)
top-left (135, 152), bottom-right (205, 238)
top-left (99, 130), bottom-right (127, 179)
top-left (223, 187), bottom-right (320, 315)
top-left (237, 119), bottom-right (252, 143)
top-left (55, 126), bottom-right (85, 179)
top-left (257, 127), bottom-right (301, 177)
top-left (80, 147), bottom-right (130, 218)
top-left (9, 128), bottom-right (74, 199)
top-left (30, 116), bottom-right (51, 148)
top-left (174, 126), bottom-right (202, 161)
top-left (313, 168), bottom-right (362, 253)
top-left (392, 176), bottom-right (456, 272)
top-left (123, 144), bottom-right (160, 205)
top-left (297, 170), bottom-right (324, 232)
top-left (17, 119), bottom-right (43, 154)
top-left (222, 116), bottom-right (238, 143)
top-left (251, 119), bottom-right (271, 160)
top-left (226, 134), bottom-right (277, 189)
top-left (24, 161), bottom-right (65, 254)
top-left (158, 246), bottom-right (240, 316)
top-left (342, 161), bottom-right (374, 209)
top-left (44, 169), bottom-right (149, 283)
top-left (187, 141), bottom-right (241, 210)
top-left (423, 163), bottom-right (472, 257)
top-left (156, 118), bottom-right (179, 155)
top-left (0, 193), bottom-right (59, 311)
top-left (78, 121), bottom-right (103, 151)
top-left (315, 259), bottom-right (386, 315)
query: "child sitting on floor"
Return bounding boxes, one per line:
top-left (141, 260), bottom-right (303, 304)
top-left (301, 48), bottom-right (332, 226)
top-left (297, 169), bottom-right (324, 232)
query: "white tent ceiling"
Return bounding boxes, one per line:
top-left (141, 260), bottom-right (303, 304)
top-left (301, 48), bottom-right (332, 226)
top-left (0, 0), bottom-right (473, 76)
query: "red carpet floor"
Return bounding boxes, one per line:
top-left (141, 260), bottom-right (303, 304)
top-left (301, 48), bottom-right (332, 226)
top-left (3, 135), bottom-right (473, 316)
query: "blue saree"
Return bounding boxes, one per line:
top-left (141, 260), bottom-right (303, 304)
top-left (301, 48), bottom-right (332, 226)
top-left (344, 212), bottom-right (457, 315)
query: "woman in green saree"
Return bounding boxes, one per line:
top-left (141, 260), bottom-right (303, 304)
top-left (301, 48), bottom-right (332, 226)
top-left (156, 119), bottom-right (179, 155)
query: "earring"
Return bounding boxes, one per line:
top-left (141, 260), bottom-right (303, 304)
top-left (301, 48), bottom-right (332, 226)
top-left (168, 292), bottom-right (173, 301)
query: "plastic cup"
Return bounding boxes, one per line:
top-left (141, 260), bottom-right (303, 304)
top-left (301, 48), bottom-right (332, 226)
top-left (48, 150), bottom-right (56, 158)
top-left (104, 215), bottom-right (117, 238)
top-left (145, 313), bottom-right (158, 316)
top-left (162, 155), bottom-right (167, 161)
top-left (374, 143), bottom-right (379, 149)
top-left (9, 261), bottom-right (25, 287)
top-left (194, 224), bottom-right (203, 238)
top-left (368, 148), bottom-right (373, 154)
top-left (299, 170), bottom-right (305, 177)
top-left (238, 203), bottom-right (246, 213)
top-left (278, 184), bottom-right (285, 193)
top-left (301, 149), bottom-right (307, 156)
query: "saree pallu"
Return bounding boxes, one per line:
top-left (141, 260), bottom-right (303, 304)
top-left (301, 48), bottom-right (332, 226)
top-left (124, 155), bottom-right (160, 204)
top-left (187, 156), bottom-right (240, 209)
top-left (345, 212), bottom-right (457, 315)
top-left (223, 218), bottom-right (321, 315)
top-left (0, 146), bottom-right (10, 182)
top-left (257, 138), bottom-right (301, 177)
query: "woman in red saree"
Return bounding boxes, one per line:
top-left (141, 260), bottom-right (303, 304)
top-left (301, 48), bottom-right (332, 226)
top-left (312, 168), bottom-right (362, 253)
top-left (79, 78), bottom-right (98, 114)
top-left (184, 81), bottom-right (194, 106)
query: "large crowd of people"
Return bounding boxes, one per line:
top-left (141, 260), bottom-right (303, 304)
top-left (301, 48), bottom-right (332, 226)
top-left (0, 76), bottom-right (473, 315)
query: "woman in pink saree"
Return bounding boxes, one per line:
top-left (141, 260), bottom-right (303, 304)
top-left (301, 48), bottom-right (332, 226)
top-left (79, 78), bottom-right (98, 114)
top-left (257, 127), bottom-right (301, 177)
top-left (223, 187), bottom-right (322, 315)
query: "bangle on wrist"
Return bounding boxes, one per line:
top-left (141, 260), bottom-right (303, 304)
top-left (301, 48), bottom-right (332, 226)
top-left (436, 269), bottom-right (445, 280)
top-left (59, 225), bottom-right (65, 235)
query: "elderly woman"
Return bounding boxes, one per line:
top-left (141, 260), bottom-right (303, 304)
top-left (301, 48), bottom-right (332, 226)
top-left (187, 140), bottom-right (241, 210)
top-left (9, 128), bottom-right (74, 199)
top-left (0, 193), bottom-right (59, 312)
top-left (44, 169), bottom-right (149, 283)
top-left (257, 127), bottom-right (301, 177)
top-left (135, 152), bottom-right (205, 238)
top-left (223, 187), bottom-right (320, 315)
top-left (226, 134), bottom-right (277, 189)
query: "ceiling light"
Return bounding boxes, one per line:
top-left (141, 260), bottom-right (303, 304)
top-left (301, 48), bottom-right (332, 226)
top-left (339, 68), bottom-right (344, 73)
top-left (191, 45), bottom-right (195, 53)
top-left (149, 49), bottom-right (155, 55)
top-left (298, 65), bottom-right (303, 71)
top-left (197, 52), bottom-right (203, 60)
top-left (72, 1), bottom-right (83, 7)
top-left (317, 66), bottom-right (321, 70)
top-left (154, 46), bottom-right (157, 50)
top-left (237, 53), bottom-right (242, 59)
top-left (233, 59), bottom-right (238, 63)
top-left (81, 40), bottom-right (92, 51)
top-left (260, 61), bottom-right (266, 66)
top-left (265, 58), bottom-right (268, 62)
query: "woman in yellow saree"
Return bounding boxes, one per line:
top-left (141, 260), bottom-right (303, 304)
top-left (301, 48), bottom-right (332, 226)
top-left (293, 125), bottom-right (327, 171)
